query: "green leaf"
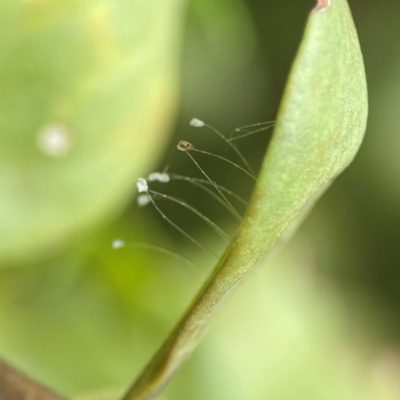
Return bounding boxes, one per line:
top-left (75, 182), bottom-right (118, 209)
top-left (121, 0), bottom-right (368, 399)
top-left (0, 0), bottom-right (185, 264)
top-left (74, 387), bottom-right (124, 400)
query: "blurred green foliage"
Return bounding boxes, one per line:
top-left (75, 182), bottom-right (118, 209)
top-left (0, 0), bottom-right (184, 263)
top-left (1, 0), bottom-right (400, 399)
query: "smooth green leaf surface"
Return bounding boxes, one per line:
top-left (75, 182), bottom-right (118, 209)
top-left (0, 0), bottom-right (184, 264)
top-left (122, 1), bottom-right (368, 399)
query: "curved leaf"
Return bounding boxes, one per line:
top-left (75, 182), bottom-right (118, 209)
top-left (122, 0), bottom-right (368, 399)
top-left (0, 0), bottom-right (185, 264)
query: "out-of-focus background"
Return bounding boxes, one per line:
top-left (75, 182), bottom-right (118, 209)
top-left (1, 0), bottom-right (400, 399)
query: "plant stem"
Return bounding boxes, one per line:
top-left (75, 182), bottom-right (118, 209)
top-left (0, 358), bottom-right (66, 400)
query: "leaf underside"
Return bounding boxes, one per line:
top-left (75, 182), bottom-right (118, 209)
top-left (122, 0), bottom-right (368, 399)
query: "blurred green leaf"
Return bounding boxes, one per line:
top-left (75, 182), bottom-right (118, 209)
top-left (122, 0), bottom-right (368, 398)
top-left (0, 0), bottom-right (185, 264)
top-left (74, 387), bottom-right (123, 400)
top-left (0, 215), bottom-right (204, 397)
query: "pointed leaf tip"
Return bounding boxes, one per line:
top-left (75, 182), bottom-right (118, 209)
top-left (313, 0), bottom-right (331, 13)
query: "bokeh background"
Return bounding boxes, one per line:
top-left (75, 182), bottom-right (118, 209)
top-left (1, 0), bottom-right (400, 399)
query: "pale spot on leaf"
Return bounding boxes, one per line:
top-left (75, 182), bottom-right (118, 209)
top-left (36, 124), bottom-right (73, 157)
